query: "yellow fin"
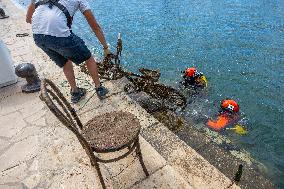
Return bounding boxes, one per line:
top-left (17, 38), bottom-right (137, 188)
top-left (233, 124), bottom-right (247, 135)
top-left (200, 75), bottom-right (208, 87)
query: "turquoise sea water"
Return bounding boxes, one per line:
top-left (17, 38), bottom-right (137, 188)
top-left (19, 0), bottom-right (284, 187)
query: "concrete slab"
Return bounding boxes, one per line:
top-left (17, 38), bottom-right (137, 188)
top-left (11, 125), bottom-right (42, 143)
top-left (23, 108), bottom-right (47, 125)
top-left (0, 138), bottom-right (10, 153)
top-left (0, 163), bottom-right (28, 185)
top-left (0, 92), bottom-right (40, 117)
top-left (103, 137), bottom-right (167, 189)
top-left (47, 165), bottom-right (104, 189)
top-left (0, 183), bottom-right (28, 189)
top-left (0, 111), bottom-right (27, 138)
top-left (0, 135), bottom-right (38, 172)
top-left (22, 172), bottom-right (42, 189)
top-left (131, 165), bottom-right (193, 189)
top-left (76, 92), bottom-right (159, 129)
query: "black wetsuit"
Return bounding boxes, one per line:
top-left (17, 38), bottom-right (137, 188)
top-left (182, 73), bottom-right (204, 89)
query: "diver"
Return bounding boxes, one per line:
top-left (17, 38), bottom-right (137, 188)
top-left (179, 67), bottom-right (208, 101)
top-left (181, 67), bottom-right (207, 89)
top-left (207, 99), bottom-right (247, 135)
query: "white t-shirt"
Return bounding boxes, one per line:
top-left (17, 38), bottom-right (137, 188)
top-left (31, 0), bottom-right (90, 37)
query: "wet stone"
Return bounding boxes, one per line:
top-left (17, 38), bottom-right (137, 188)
top-left (129, 92), bottom-right (163, 113)
top-left (176, 123), bottom-right (276, 189)
top-left (152, 109), bottom-right (184, 132)
top-left (128, 92), bottom-right (184, 131)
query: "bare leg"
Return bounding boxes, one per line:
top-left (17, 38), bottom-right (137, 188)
top-left (63, 60), bottom-right (77, 91)
top-left (85, 56), bottom-right (101, 88)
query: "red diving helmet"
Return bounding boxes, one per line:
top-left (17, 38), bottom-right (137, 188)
top-left (221, 99), bottom-right (239, 113)
top-left (185, 67), bottom-right (197, 77)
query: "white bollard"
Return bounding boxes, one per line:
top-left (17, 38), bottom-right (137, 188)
top-left (0, 40), bottom-right (18, 88)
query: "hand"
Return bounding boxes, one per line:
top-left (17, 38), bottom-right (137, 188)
top-left (103, 47), bottom-right (112, 57)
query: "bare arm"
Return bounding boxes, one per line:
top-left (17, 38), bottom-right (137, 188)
top-left (83, 10), bottom-right (108, 49)
top-left (26, 3), bottom-right (35, 23)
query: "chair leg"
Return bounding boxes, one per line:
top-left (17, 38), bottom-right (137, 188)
top-left (93, 161), bottom-right (107, 189)
top-left (136, 138), bottom-right (150, 177)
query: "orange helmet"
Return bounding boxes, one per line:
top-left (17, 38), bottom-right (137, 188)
top-left (221, 99), bottom-right (239, 113)
top-left (185, 67), bottom-right (197, 77)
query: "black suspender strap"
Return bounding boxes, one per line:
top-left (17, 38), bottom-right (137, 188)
top-left (35, 0), bottom-right (49, 9)
top-left (52, 1), bottom-right (72, 28)
top-left (35, 0), bottom-right (73, 29)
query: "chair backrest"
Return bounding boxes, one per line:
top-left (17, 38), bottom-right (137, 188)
top-left (40, 78), bottom-right (83, 130)
top-left (40, 78), bottom-right (97, 165)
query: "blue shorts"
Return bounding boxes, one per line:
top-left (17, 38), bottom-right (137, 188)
top-left (33, 33), bottom-right (92, 68)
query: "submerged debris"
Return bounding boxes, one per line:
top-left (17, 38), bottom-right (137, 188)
top-left (138, 68), bottom-right (160, 82)
top-left (80, 58), bottom-right (124, 80)
top-left (124, 75), bottom-right (186, 109)
top-left (80, 56), bottom-right (186, 109)
top-left (80, 34), bottom-right (186, 109)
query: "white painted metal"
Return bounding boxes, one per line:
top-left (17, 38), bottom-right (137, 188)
top-left (0, 40), bottom-right (18, 88)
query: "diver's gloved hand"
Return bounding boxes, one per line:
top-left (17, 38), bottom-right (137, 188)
top-left (103, 47), bottom-right (112, 57)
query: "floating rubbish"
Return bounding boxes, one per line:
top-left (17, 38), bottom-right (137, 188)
top-left (227, 164), bottom-right (243, 188)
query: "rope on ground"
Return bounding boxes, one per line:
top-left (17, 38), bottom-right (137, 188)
top-left (16, 33), bottom-right (29, 37)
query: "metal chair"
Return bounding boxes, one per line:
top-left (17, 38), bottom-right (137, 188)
top-left (40, 78), bottom-right (149, 189)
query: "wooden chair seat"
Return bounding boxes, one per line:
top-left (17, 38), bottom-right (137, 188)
top-left (82, 111), bottom-right (141, 152)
